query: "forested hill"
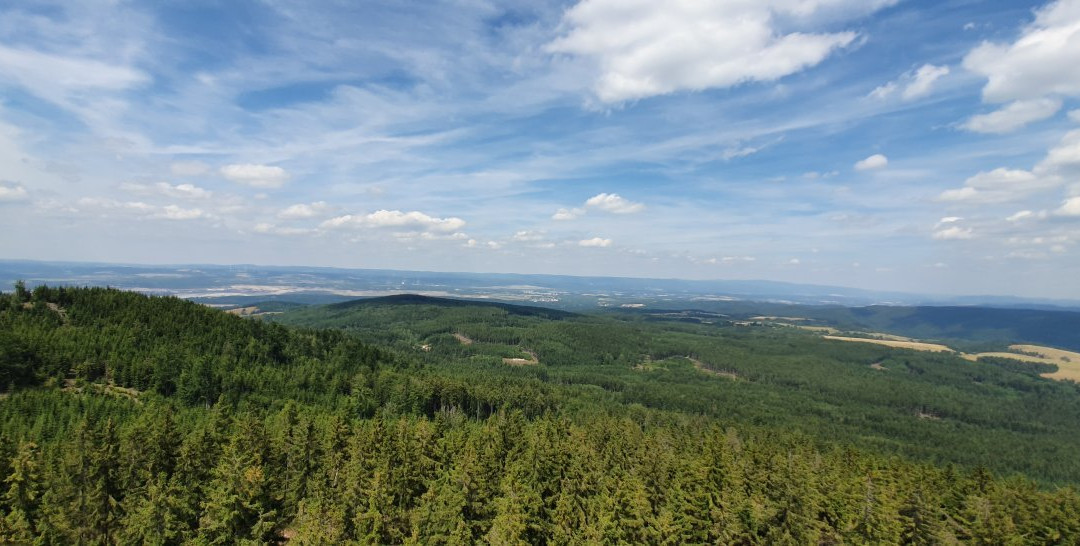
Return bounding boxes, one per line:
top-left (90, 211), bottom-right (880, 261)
top-left (330, 293), bottom-right (576, 319)
top-left (2, 286), bottom-right (1080, 543)
top-left (649, 301), bottom-right (1080, 351)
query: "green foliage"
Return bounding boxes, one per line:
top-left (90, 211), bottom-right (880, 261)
top-left (1, 286), bottom-right (1079, 543)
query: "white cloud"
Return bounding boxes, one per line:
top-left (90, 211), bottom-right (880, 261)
top-left (871, 64), bottom-right (950, 101)
top-left (707, 256), bottom-right (756, 264)
top-left (546, 0), bottom-right (894, 103)
top-left (962, 0), bottom-right (1080, 132)
top-left (579, 237), bottom-right (613, 247)
top-left (220, 164), bottom-right (290, 189)
top-left (854, 154), bottom-right (888, 170)
top-left (157, 205), bottom-right (205, 220)
top-left (934, 217), bottom-right (964, 229)
top-left (320, 210), bottom-right (466, 232)
top-left (0, 182), bottom-right (28, 202)
top-left (511, 230), bottom-right (546, 242)
top-left (961, 98), bottom-right (1062, 134)
top-left (1070, 109), bottom-right (1080, 123)
top-left (869, 82), bottom-right (897, 100)
top-left (1007, 210), bottom-right (1034, 222)
top-left (938, 187), bottom-right (978, 201)
top-left (584, 193), bottom-right (645, 214)
top-left (933, 226), bottom-right (974, 240)
top-left (75, 197), bottom-right (205, 221)
top-left (0, 44), bottom-right (147, 95)
top-left (552, 207), bottom-right (585, 221)
top-left (903, 64), bottom-right (950, 100)
top-left (254, 223), bottom-right (315, 236)
top-left (1040, 129), bottom-right (1080, 175)
top-left (1058, 196), bottom-right (1080, 216)
top-left (171, 161), bottom-right (211, 177)
top-left (788, 258), bottom-right (801, 265)
top-left (122, 182), bottom-right (212, 200)
top-left (279, 201), bottom-right (330, 219)
top-left (937, 167), bottom-right (1057, 203)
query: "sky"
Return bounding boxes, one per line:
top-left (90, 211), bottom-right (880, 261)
top-left (1, 0), bottom-right (1079, 299)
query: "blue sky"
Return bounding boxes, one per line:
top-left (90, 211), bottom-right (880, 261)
top-left (1, 0), bottom-right (1079, 299)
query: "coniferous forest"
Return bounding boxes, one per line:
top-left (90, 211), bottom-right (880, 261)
top-left (2, 285), bottom-right (1080, 544)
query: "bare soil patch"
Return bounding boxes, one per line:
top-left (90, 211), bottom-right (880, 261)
top-left (503, 349), bottom-right (539, 366)
top-left (452, 333), bottom-right (474, 345)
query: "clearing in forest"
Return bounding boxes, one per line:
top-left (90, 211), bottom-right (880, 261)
top-left (452, 333), bottom-right (474, 345)
top-left (822, 336), bottom-right (954, 353)
top-left (688, 357), bottom-right (738, 380)
top-left (503, 349), bottom-right (539, 366)
top-left (964, 345), bottom-right (1080, 382)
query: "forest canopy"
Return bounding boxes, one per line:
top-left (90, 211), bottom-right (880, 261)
top-left (1, 286), bottom-right (1079, 543)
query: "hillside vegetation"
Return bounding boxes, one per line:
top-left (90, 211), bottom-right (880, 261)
top-left (1, 287), bottom-right (1079, 543)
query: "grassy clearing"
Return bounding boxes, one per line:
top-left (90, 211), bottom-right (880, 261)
top-left (688, 357), bottom-right (738, 380)
top-left (822, 335), bottom-right (955, 353)
top-left (503, 349), bottom-right (539, 366)
top-left (1008, 345), bottom-right (1080, 382)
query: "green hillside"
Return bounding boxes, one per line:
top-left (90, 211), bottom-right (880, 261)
top-left (1, 287), bottom-right (1079, 543)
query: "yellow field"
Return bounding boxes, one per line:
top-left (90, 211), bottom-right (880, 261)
top-left (1008, 345), bottom-right (1080, 382)
top-left (954, 344), bottom-right (1080, 382)
top-left (822, 336), bottom-right (955, 353)
top-left (819, 333), bottom-right (1080, 383)
top-left (795, 325), bottom-right (840, 334)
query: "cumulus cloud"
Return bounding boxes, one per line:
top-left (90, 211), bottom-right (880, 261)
top-left (933, 226), bottom-right (974, 240)
top-left (939, 129), bottom-right (1080, 203)
top-left (279, 201), bottom-right (330, 219)
top-left (579, 237), bottom-right (613, 247)
top-left (320, 210), bottom-right (466, 233)
top-left (220, 164), bottom-right (290, 188)
top-left (511, 230), bottom-right (546, 242)
top-left (0, 182), bottom-right (29, 202)
top-left (76, 198), bottom-right (205, 220)
top-left (1059, 196), bottom-right (1080, 216)
top-left (937, 167), bottom-right (1056, 203)
top-left (961, 98), bottom-right (1063, 134)
top-left (546, 0), bottom-right (894, 103)
top-left (552, 207), bottom-right (585, 221)
top-left (158, 205), bottom-right (205, 220)
top-left (854, 154), bottom-right (888, 170)
top-left (871, 64), bottom-right (950, 101)
top-left (584, 193), bottom-right (645, 214)
top-left (961, 0), bottom-right (1080, 132)
top-left (121, 182), bottom-right (212, 200)
top-left (1041, 129), bottom-right (1080, 175)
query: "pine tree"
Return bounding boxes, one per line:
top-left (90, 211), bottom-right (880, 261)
top-left (0, 441), bottom-right (41, 542)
